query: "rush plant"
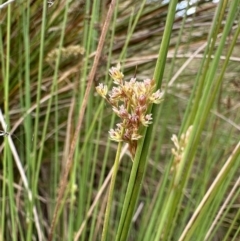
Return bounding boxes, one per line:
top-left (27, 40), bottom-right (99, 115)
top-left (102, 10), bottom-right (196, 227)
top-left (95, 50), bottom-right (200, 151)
top-left (96, 64), bottom-right (164, 241)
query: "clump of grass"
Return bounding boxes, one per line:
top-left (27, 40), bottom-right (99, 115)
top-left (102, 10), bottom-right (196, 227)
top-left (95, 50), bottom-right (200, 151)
top-left (0, 0), bottom-right (240, 241)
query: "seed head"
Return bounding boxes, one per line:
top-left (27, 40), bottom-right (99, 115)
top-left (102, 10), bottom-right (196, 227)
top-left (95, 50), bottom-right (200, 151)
top-left (171, 125), bottom-right (193, 171)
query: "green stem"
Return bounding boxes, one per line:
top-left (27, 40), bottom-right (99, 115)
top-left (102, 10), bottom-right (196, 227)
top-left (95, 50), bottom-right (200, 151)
top-left (101, 141), bottom-right (123, 241)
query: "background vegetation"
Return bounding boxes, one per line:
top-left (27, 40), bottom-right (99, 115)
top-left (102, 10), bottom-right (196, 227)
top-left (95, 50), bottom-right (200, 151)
top-left (0, 0), bottom-right (239, 241)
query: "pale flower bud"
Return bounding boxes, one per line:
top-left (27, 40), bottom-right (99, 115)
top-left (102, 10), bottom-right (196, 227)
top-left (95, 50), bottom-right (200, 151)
top-left (109, 64), bottom-right (124, 84)
top-left (149, 89), bottom-right (164, 104)
top-left (109, 127), bottom-right (123, 142)
top-left (96, 83), bottom-right (108, 98)
top-left (140, 114), bottom-right (153, 126)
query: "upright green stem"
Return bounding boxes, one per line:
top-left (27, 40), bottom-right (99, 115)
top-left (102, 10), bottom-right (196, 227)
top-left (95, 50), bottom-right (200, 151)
top-left (115, 1), bottom-right (178, 240)
top-left (101, 141), bottom-right (123, 241)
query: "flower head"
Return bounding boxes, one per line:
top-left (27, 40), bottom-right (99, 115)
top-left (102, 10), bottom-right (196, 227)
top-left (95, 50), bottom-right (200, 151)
top-left (96, 64), bottom-right (164, 158)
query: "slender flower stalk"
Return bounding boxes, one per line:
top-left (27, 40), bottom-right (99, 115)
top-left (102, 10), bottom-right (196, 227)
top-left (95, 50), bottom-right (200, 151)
top-left (97, 64), bottom-right (164, 241)
top-left (101, 139), bottom-right (123, 241)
